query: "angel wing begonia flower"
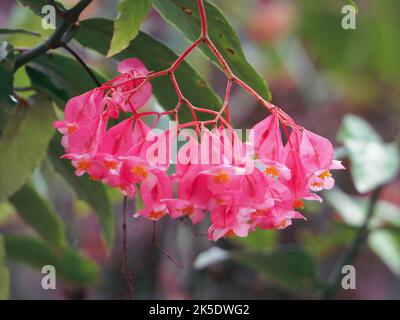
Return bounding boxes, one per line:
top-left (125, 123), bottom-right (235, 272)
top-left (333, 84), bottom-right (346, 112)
top-left (166, 199), bottom-right (206, 224)
top-left (252, 202), bottom-right (305, 230)
top-left (208, 202), bottom-right (253, 241)
top-left (110, 58), bottom-right (152, 113)
top-left (54, 88), bottom-right (104, 133)
top-left (252, 114), bottom-right (291, 180)
top-left (54, 88), bottom-right (106, 152)
top-left (308, 160), bottom-right (345, 191)
top-left (53, 55), bottom-right (345, 242)
top-left (286, 129), bottom-right (345, 194)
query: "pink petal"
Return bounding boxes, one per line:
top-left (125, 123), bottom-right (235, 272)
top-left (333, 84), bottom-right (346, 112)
top-left (117, 58), bottom-right (149, 75)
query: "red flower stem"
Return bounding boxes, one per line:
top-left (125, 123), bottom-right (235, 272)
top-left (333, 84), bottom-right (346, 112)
top-left (215, 79), bottom-right (233, 124)
top-left (106, 0), bottom-right (302, 133)
top-left (197, 0), bottom-right (208, 37)
top-left (170, 73), bottom-right (184, 100)
top-left (192, 106), bottom-right (219, 116)
top-left (170, 37), bottom-right (203, 72)
top-left (203, 38), bottom-right (234, 79)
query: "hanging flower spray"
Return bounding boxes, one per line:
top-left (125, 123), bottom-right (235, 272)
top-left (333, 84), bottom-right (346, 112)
top-left (54, 0), bottom-right (344, 242)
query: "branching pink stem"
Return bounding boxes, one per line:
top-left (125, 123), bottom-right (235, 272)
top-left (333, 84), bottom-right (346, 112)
top-left (105, 0), bottom-right (302, 137)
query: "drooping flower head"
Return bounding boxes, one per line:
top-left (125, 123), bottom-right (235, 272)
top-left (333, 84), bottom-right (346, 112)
top-left (54, 57), bottom-right (344, 242)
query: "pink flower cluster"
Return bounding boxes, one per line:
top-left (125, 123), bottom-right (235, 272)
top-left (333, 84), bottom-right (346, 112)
top-left (54, 58), bottom-right (344, 241)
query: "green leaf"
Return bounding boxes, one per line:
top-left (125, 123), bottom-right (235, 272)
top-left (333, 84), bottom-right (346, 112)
top-left (0, 28), bottom-right (40, 37)
top-left (232, 247), bottom-right (320, 292)
top-left (232, 229), bottom-right (277, 250)
top-left (0, 235), bottom-right (10, 300)
top-left (345, 0), bottom-right (359, 13)
top-left (3, 235), bottom-right (98, 284)
top-left (75, 18), bottom-right (222, 122)
top-left (17, 0), bottom-right (66, 18)
top-left (25, 56), bottom-right (114, 247)
top-left (337, 114), bottom-right (381, 143)
top-left (0, 42), bottom-right (15, 73)
top-left (27, 53), bottom-right (107, 103)
top-left (0, 96), bottom-right (55, 202)
top-left (0, 41), bottom-right (17, 140)
top-left (108, 0), bottom-right (153, 57)
top-left (338, 114), bottom-right (400, 193)
top-left (9, 183), bottom-right (67, 249)
top-left (18, 0), bottom-right (55, 14)
top-left (26, 66), bottom-right (68, 106)
top-left (49, 137), bottom-right (115, 247)
top-left (302, 224), bottom-right (357, 258)
top-left (325, 187), bottom-right (400, 228)
top-left (345, 140), bottom-right (399, 193)
top-left (368, 230), bottom-right (400, 276)
top-left (153, 0), bottom-right (271, 101)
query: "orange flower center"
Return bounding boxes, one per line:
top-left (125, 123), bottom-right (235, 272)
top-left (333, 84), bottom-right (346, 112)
top-left (67, 124), bottom-right (77, 134)
top-left (252, 209), bottom-right (266, 217)
top-left (276, 219), bottom-right (290, 229)
top-left (182, 206), bottom-right (194, 215)
top-left (214, 171), bottom-right (230, 184)
top-left (311, 182), bottom-right (323, 188)
top-left (77, 160), bottom-right (90, 171)
top-left (264, 166), bottom-right (280, 177)
top-left (215, 197), bottom-right (227, 205)
top-left (224, 229), bottom-right (235, 238)
top-left (119, 185), bottom-right (127, 191)
top-left (149, 210), bottom-right (167, 220)
top-left (293, 199), bottom-right (304, 210)
top-left (131, 166), bottom-right (148, 179)
top-left (318, 170), bottom-right (331, 179)
top-left (104, 160), bottom-right (118, 169)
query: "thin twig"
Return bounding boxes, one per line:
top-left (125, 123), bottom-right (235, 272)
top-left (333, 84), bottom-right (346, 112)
top-left (48, 0), bottom-right (65, 16)
top-left (14, 0), bottom-right (93, 70)
top-left (323, 187), bottom-right (382, 300)
top-left (62, 43), bottom-right (101, 87)
top-left (179, 218), bottom-right (207, 238)
top-left (14, 86), bottom-right (33, 92)
top-left (120, 196), bottom-right (135, 299)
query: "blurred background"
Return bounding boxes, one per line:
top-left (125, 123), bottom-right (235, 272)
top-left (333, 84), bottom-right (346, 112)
top-left (0, 0), bottom-right (399, 299)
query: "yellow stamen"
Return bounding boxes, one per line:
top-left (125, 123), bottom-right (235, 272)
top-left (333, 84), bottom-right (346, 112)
top-left (104, 160), bottom-right (118, 169)
top-left (224, 229), bottom-right (235, 238)
top-left (318, 170), bottom-right (331, 179)
top-left (67, 124), bottom-right (77, 134)
top-left (216, 197), bottom-right (227, 205)
top-left (77, 160), bottom-right (90, 171)
top-left (182, 206), bottom-right (194, 216)
top-left (214, 171), bottom-right (230, 184)
top-left (311, 182), bottom-right (323, 189)
top-left (130, 166), bottom-right (148, 179)
top-left (277, 219), bottom-right (290, 229)
top-left (293, 199), bottom-right (304, 210)
top-left (264, 166), bottom-right (280, 177)
top-left (149, 210), bottom-right (167, 220)
top-left (252, 209), bottom-right (266, 217)
top-left (89, 175), bottom-right (101, 181)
